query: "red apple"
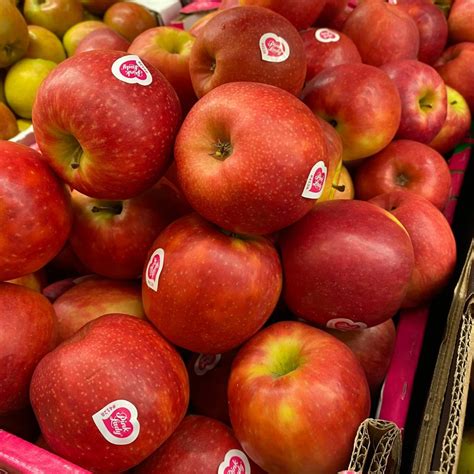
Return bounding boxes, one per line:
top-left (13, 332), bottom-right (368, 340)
top-left (280, 200), bottom-right (415, 329)
top-left (316, 0), bottom-right (352, 29)
top-left (142, 213), bottom-right (282, 354)
top-left (429, 86), bottom-right (472, 155)
top-left (30, 314), bottom-right (189, 473)
top-left (128, 27), bottom-right (197, 113)
top-left (188, 11), bottom-right (222, 37)
top-left (0, 141), bottom-right (72, 281)
top-left (448, 0), bottom-right (474, 43)
top-left (175, 81), bottom-right (328, 235)
top-left (300, 27), bottom-right (362, 82)
top-left (380, 59), bottom-right (447, 143)
top-left (326, 319), bottom-right (396, 393)
top-left (33, 50), bottom-right (181, 200)
top-left (53, 276), bottom-right (145, 342)
top-left (343, 0), bottom-right (419, 67)
top-left (228, 321), bottom-right (370, 474)
top-left (7, 270), bottom-right (47, 292)
top-left (0, 282), bottom-right (57, 415)
top-left (354, 139), bottom-right (452, 210)
top-left (302, 63), bottom-right (401, 161)
top-left (370, 190), bottom-right (456, 308)
top-left (434, 42), bottom-right (474, 111)
top-left (75, 27), bottom-right (130, 54)
top-left (189, 6), bottom-right (307, 98)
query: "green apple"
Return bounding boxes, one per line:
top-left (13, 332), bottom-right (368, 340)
top-left (5, 58), bottom-right (56, 119)
top-left (25, 25), bottom-right (66, 63)
top-left (0, 0), bottom-right (29, 68)
top-left (458, 427), bottom-right (474, 473)
top-left (62, 20), bottom-right (107, 56)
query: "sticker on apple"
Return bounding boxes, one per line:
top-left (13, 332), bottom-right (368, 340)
top-left (145, 248), bottom-right (164, 292)
top-left (218, 449), bottom-right (251, 474)
top-left (111, 55), bottom-right (153, 86)
top-left (92, 399), bottom-right (140, 446)
top-left (302, 161), bottom-right (327, 199)
top-left (259, 33), bottom-right (290, 63)
top-left (326, 318), bottom-right (368, 331)
top-left (194, 353), bottom-right (222, 376)
top-left (315, 28), bottom-right (341, 43)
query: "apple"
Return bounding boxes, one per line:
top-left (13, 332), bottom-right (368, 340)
top-left (434, 42), bottom-right (474, 111)
top-left (429, 86), bottom-right (472, 155)
top-left (316, 0), bottom-right (352, 30)
top-left (75, 27), bottom-right (130, 54)
top-left (0, 0), bottom-right (29, 68)
top-left (62, 20), bottom-right (108, 56)
top-left (33, 50), bottom-right (181, 200)
top-left (7, 270), bottom-right (47, 292)
top-left (458, 427), bottom-right (474, 474)
top-left (30, 314), bottom-right (189, 473)
top-left (0, 102), bottom-right (19, 139)
top-left (228, 321), bottom-right (371, 474)
top-left (280, 200), bottom-right (415, 329)
top-left (370, 190), bottom-right (456, 308)
top-left (142, 213), bottom-right (282, 354)
top-left (380, 59), bottom-right (447, 144)
top-left (448, 0), bottom-right (474, 43)
top-left (175, 81), bottom-right (328, 235)
top-left (0, 141), bottom-right (72, 282)
top-left (189, 6), bottom-right (307, 98)
top-left (25, 25), bottom-right (66, 63)
top-left (23, 0), bottom-right (83, 38)
top-left (0, 282), bottom-right (57, 415)
top-left (354, 139), bottom-right (452, 210)
top-left (16, 118), bottom-right (32, 132)
top-left (333, 165), bottom-right (355, 200)
top-left (300, 27), bottom-right (362, 83)
top-left (302, 63), bottom-right (402, 162)
top-left (188, 10), bottom-right (221, 37)
top-left (104, 2), bottom-right (157, 42)
top-left (326, 319), bottom-right (396, 394)
top-left (343, 0), bottom-right (419, 67)
top-left (82, 0), bottom-right (117, 15)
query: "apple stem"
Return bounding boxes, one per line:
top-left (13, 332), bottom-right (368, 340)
top-left (332, 183), bottom-right (346, 192)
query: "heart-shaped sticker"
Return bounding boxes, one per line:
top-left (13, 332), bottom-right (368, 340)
top-left (326, 318), bottom-right (368, 331)
top-left (218, 449), bottom-right (251, 474)
top-left (111, 55), bottom-right (153, 86)
top-left (302, 161), bottom-right (327, 199)
top-left (259, 33), bottom-right (290, 63)
top-left (315, 28), bottom-right (341, 43)
top-left (145, 248), bottom-right (164, 292)
top-left (194, 353), bottom-right (222, 376)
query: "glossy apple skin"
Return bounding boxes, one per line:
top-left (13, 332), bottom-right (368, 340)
top-left (33, 50), bottom-right (181, 200)
top-left (354, 139), bottom-right (452, 210)
top-left (281, 200), bottom-right (415, 328)
top-left (380, 59), bottom-right (447, 143)
top-left (0, 141), bottom-right (72, 281)
top-left (75, 27), bottom-right (130, 54)
top-left (175, 82), bottom-right (328, 235)
top-left (370, 190), bottom-right (456, 308)
top-left (30, 314), bottom-right (189, 473)
top-left (300, 27), bottom-right (362, 82)
top-left (0, 1), bottom-right (29, 68)
top-left (435, 42), bottom-right (474, 111)
top-left (54, 276), bottom-right (145, 342)
top-left (25, 25), bottom-right (66, 63)
top-left (189, 6), bottom-right (307, 98)
top-left (228, 321), bottom-right (370, 474)
top-left (429, 86), bottom-right (472, 155)
top-left (63, 21), bottom-right (108, 57)
top-left (142, 213), bottom-right (282, 354)
top-left (0, 102), bottom-right (19, 139)
top-left (302, 63), bottom-right (402, 161)
top-left (343, 0), bottom-right (419, 67)
top-left (0, 282), bottom-right (57, 415)
top-left (448, 0), bottom-right (474, 42)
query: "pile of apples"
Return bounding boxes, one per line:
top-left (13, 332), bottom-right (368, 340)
top-left (1, 0), bottom-right (473, 472)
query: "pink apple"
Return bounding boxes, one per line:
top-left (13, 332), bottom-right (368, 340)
top-left (75, 27), bottom-right (130, 54)
top-left (448, 0), bottom-right (474, 43)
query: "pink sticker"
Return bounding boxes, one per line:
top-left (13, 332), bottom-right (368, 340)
top-left (302, 161), bottom-right (327, 199)
top-left (259, 33), bottom-right (290, 63)
top-left (218, 449), bottom-right (251, 474)
top-left (111, 55), bottom-right (152, 86)
top-left (327, 318), bottom-right (368, 331)
top-left (315, 28), bottom-right (341, 43)
top-left (194, 353), bottom-right (222, 376)
top-left (92, 400), bottom-right (140, 445)
top-left (145, 248), bottom-right (164, 292)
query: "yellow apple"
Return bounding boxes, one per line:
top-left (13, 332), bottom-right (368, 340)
top-left (25, 25), bottom-right (66, 63)
top-left (333, 166), bottom-right (355, 200)
top-left (62, 20), bottom-right (107, 56)
top-left (17, 118), bottom-right (32, 132)
top-left (0, 0), bottom-right (29, 68)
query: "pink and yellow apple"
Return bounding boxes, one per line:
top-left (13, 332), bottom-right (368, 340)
top-left (62, 20), bottom-right (108, 56)
top-left (25, 25), bottom-right (66, 63)
top-left (74, 27), bottom-right (130, 54)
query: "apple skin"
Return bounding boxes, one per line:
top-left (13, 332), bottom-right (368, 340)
top-left (326, 319), bottom-right (396, 394)
top-left (62, 21), bottom-right (108, 57)
top-left (189, 6), bottom-right (307, 98)
top-left (0, 282), bottom-right (57, 415)
top-left (369, 190), bottom-right (456, 308)
top-left (300, 27), bottom-right (362, 83)
top-left (142, 213), bottom-right (282, 354)
top-left (0, 141), bottom-right (72, 282)
top-left (354, 139), bottom-right (452, 210)
top-left (82, 0), bottom-right (118, 15)
top-left (75, 27), bottom-right (130, 54)
top-left (434, 42), bottom-right (474, 111)
top-left (429, 86), bottom-right (472, 155)
top-left (380, 59), bottom-right (447, 144)
top-left (448, 0), bottom-right (474, 43)
top-left (343, 0), bottom-right (419, 67)
top-left (280, 200), bottom-right (415, 329)
top-left (302, 63), bottom-right (402, 162)
top-left (30, 314), bottom-right (189, 473)
top-left (228, 321), bottom-right (370, 474)
top-left (128, 27), bottom-right (197, 113)
top-left (0, 102), bottom-right (19, 139)
top-left (25, 25), bottom-right (66, 63)
top-left (175, 81), bottom-right (328, 235)
top-left (0, 0), bottom-right (29, 68)
top-left (33, 50), bottom-right (181, 200)
top-left (7, 270), bottom-right (48, 292)
top-left (316, 0), bottom-right (351, 29)
top-left (333, 165), bottom-right (355, 200)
